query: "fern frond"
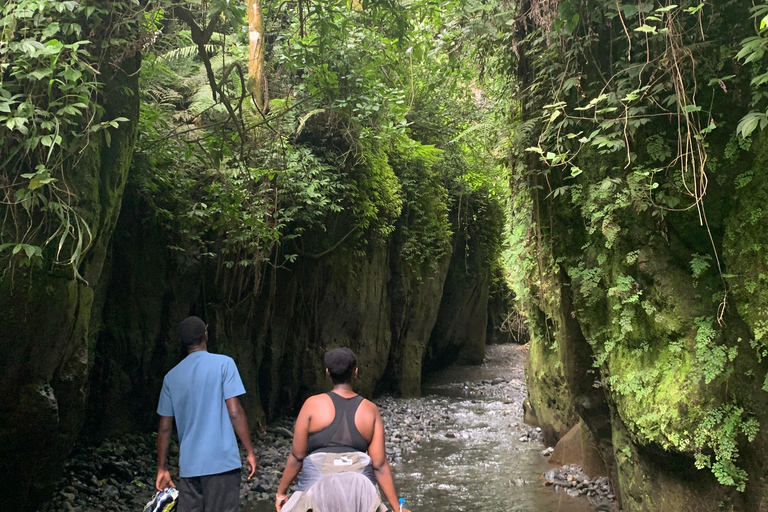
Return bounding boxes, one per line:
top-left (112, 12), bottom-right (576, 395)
top-left (145, 84), bottom-right (183, 105)
top-left (188, 85), bottom-right (216, 116)
top-left (157, 44), bottom-right (218, 63)
top-left (450, 122), bottom-right (490, 144)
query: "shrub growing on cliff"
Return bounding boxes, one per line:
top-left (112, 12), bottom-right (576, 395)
top-left (0, 0), bottom-right (142, 278)
top-left (127, 0), bottom-right (505, 304)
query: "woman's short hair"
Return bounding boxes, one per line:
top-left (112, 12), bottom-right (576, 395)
top-left (324, 347), bottom-right (357, 384)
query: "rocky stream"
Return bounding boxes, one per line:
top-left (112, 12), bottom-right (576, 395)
top-left (43, 345), bottom-right (616, 512)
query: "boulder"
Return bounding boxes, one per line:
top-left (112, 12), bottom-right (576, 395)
top-left (580, 419), bottom-right (608, 478)
top-left (549, 422), bottom-right (583, 466)
top-left (549, 421), bottom-right (607, 478)
top-left (523, 398), bottom-right (540, 427)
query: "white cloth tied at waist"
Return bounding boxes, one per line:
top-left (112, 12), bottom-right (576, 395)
top-left (283, 452), bottom-right (387, 512)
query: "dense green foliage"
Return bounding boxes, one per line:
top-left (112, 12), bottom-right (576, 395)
top-left (0, 0), bottom-right (506, 296)
top-left (0, 0), bottom-right (141, 276)
top-left (146, 4), bottom-right (505, 306)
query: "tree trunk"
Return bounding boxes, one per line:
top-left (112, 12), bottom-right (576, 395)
top-left (248, 0), bottom-right (267, 111)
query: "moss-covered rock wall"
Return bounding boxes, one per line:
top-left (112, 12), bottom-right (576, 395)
top-left (502, 1), bottom-right (768, 509)
top-left (84, 179), bottom-right (498, 441)
top-left (517, 115), bottom-right (768, 512)
top-left (0, 54), bottom-right (141, 511)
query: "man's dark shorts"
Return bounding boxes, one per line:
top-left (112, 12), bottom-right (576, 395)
top-left (178, 468), bottom-right (240, 512)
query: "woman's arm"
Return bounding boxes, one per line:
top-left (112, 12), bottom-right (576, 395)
top-left (368, 405), bottom-right (408, 512)
top-left (275, 398), bottom-right (313, 511)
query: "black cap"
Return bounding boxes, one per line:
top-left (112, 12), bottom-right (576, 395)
top-left (178, 316), bottom-right (206, 346)
top-left (324, 347), bottom-right (357, 382)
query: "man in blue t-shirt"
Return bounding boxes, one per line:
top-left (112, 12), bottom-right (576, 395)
top-left (155, 316), bottom-right (258, 512)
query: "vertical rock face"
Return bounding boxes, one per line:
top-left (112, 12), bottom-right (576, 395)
top-left (380, 190), bottom-right (501, 408)
top-left (86, 186), bottom-right (202, 437)
top-left (0, 55), bottom-right (141, 511)
top-left (385, 230), bottom-right (452, 398)
top-left (257, 242), bottom-right (395, 418)
top-left (506, 1), bottom-right (768, 509)
top-left (427, 218), bottom-right (493, 369)
top-left (88, 190), bottom-right (500, 438)
top-left (486, 269), bottom-right (520, 345)
top-left (88, 202), bottom-right (398, 433)
top-left (520, 133), bottom-right (768, 510)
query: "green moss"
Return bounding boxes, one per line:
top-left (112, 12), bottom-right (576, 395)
top-left (723, 134), bottom-right (768, 344)
top-left (608, 342), bottom-right (702, 450)
top-left (524, 275), bottom-right (580, 442)
top-left (356, 143), bottom-right (404, 238)
top-left (526, 335), bottom-right (578, 440)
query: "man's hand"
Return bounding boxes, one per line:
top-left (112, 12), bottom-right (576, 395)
top-left (155, 469), bottom-right (175, 492)
top-left (155, 416), bottom-right (174, 492)
top-left (246, 451), bottom-right (258, 479)
top-left (275, 494), bottom-right (288, 511)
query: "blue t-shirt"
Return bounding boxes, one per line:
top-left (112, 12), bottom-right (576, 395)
top-left (157, 351), bottom-right (246, 478)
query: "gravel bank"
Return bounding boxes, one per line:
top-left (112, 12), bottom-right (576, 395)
top-left (542, 464), bottom-right (618, 511)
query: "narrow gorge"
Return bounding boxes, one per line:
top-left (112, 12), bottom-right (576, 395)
top-left (5, 1), bottom-right (768, 512)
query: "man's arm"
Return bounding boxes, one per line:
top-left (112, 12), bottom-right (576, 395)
top-left (225, 396), bottom-right (257, 479)
top-left (155, 416), bottom-right (176, 492)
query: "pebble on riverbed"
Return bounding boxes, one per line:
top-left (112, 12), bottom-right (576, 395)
top-left (518, 427), bottom-right (543, 444)
top-left (543, 464), bottom-right (618, 511)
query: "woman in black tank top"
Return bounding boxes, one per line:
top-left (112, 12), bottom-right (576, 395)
top-left (305, 392), bottom-right (369, 454)
top-left (275, 348), bottom-right (410, 512)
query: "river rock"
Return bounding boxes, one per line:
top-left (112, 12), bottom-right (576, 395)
top-left (542, 464), bottom-right (616, 507)
top-left (522, 398), bottom-right (540, 428)
top-left (547, 422), bottom-right (608, 479)
top-left (579, 419), bottom-right (608, 478)
top-left (548, 422), bottom-right (583, 466)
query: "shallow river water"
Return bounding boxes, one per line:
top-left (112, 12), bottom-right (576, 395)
top-left (388, 395), bottom-right (593, 512)
top-left (244, 345), bottom-right (594, 512)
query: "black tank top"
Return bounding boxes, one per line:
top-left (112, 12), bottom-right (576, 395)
top-left (306, 392), bottom-right (369, 455)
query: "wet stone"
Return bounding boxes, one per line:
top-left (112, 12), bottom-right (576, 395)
top-left (542, 463), bottom-right (619, 510)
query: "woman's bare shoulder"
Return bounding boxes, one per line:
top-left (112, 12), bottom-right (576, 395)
top-left (297, 394), bottom-right (331, 422)
top-left (359, 397), bottom-right (381, 415)
top-left (302, 393), bottom-right (332, 408)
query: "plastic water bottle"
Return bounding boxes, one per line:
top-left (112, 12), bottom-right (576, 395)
top-left (398, 497), bottom-right (405, 512)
